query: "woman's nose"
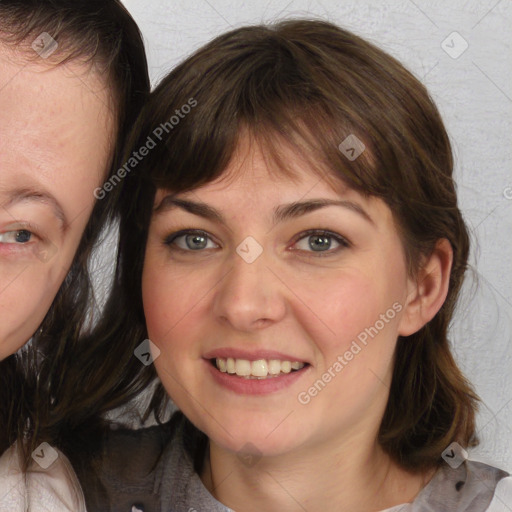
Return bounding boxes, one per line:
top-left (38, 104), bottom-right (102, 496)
top-left (212, 245), bottom-right (287, 332)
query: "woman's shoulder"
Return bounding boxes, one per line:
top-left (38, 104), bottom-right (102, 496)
top-left (77, 414), bottom-right (217, 512)
top-left (379, 459), bottom-right (510, 512)
top-left (0, 442), bottom-right (86, 512)
top-left (76, 418), bottom-right (178, 512)
top-left (485, 467), bottom-right (512, 512)
top-left (465, 459), bottom-right (511, 511)
top-left (415, 458), bottom-right (511, 512)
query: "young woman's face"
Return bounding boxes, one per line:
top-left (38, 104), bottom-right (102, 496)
top-left (0, 47), bottom-right (114, 359)
top-left (143, 136), bottom-right (417, 457)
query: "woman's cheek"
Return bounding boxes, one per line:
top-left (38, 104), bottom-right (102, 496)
top-left (299, 272), bottom-right (381, 344)
top-left (0, 266), bottom-right (60, 356)
top-left (142, 262), bottom-right (197, 346)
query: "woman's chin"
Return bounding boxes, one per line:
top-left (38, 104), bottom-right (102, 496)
top-left (206, 424), bottom-right (309, 460)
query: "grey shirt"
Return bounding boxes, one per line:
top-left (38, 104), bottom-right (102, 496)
top-left (79, 420), bottom-right (509, 512)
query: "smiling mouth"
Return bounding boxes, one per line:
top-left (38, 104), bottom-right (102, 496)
top-left (212, 357), bottom-right (307, 379)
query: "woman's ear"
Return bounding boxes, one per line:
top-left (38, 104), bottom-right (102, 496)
top-left (398, 238), bottom-right (453, 337)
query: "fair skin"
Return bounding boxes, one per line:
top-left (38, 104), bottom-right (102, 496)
top-left (142, 135), bottom-right (452, 512)
top-left (0, 44), bottom-right (114, 359)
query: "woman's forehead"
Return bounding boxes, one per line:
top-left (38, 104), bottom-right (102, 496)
top-left (153, 171), bottom-right (386, 229)
top-left (154, 130), bottom-right (361, 199)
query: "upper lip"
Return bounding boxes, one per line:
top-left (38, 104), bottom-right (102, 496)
top-left (203, 348), bottom-right (308, 363)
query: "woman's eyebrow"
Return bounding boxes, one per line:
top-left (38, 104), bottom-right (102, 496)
top-left (155, 196), bottom-right (374, 225)
top-left (2, 188), bottom-right (68, 230)
top-left (273, 199), bottom-right (374, 225)
top-left (154, 197), bottom-right (224, 223)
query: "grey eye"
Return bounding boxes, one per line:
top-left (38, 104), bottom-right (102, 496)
top-left (295, 234), bottom-right (339, 252)
top-left (167, 231), bottom-right (218, 251)
top-left (185, 233), bottom-right (208, 250)
top-left (308, 235), bottom-right (332, 251)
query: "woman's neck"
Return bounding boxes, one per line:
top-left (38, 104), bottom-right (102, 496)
top-left (200, 433), bottom-right (435, 512)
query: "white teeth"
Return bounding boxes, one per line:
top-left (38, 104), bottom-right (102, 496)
top-left (235, 359), bottom-right (251, 376)
top-left (216, 358), bottom-right (226, 372)
top-left (214, 357), bottom-right (305, 378)
top-left (226, 357), bottom-right (236, 374)
top-left (251, 359), bottom-right (268, 377)
top-left (281, 361), bottom-right (292, 374)
top-left (268, 360), bottom-right (281, 375)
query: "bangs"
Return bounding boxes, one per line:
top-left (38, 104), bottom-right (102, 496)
top-left (141, 80), bottom-right (385, 200)
top-left (131, 21), bottom-right (420, 199)
top-left (128, 18), bottom-right (452, 273)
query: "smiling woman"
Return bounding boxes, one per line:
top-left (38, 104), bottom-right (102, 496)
top-left (0, 0), bottom-right (149, 510)
top-left (61, 18), bottom-right (511, 512)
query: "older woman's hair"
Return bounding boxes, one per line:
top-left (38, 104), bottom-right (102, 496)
top-left (0, 0), bottom-right (149, 464)
top-left (60, 19), bottom-right (478, 473)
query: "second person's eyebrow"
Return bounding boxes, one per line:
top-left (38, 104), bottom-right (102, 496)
top-left (2, 188), bottom-right (68, 231)
top-left (154, 196), bottom-right (373, 225)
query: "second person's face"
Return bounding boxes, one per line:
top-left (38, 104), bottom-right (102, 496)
top-left (0, 46), bottom-right (115, 359)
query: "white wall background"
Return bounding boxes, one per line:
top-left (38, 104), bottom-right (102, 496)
top-left (111, 0), bottom-right (512, 469)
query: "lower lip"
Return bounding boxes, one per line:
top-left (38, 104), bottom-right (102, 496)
top-left (205, 360), bottom-right (309, 395)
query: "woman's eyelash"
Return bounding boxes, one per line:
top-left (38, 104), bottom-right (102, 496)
top-left (163, 228), bottom-right (350, 255)
top-left (0, 223), bottom-right (44, 244)
top-left (164, 229), bottom-right (218, 251)
top-left (0, 229), bottom-right (33, 244)
top-left (291, 229), bottom-right (351, 255)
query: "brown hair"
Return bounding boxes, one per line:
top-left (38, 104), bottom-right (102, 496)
top-left (0, 0), bottom-right (150, 464)
top-left (62, 18), bottom-right (478, 475)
